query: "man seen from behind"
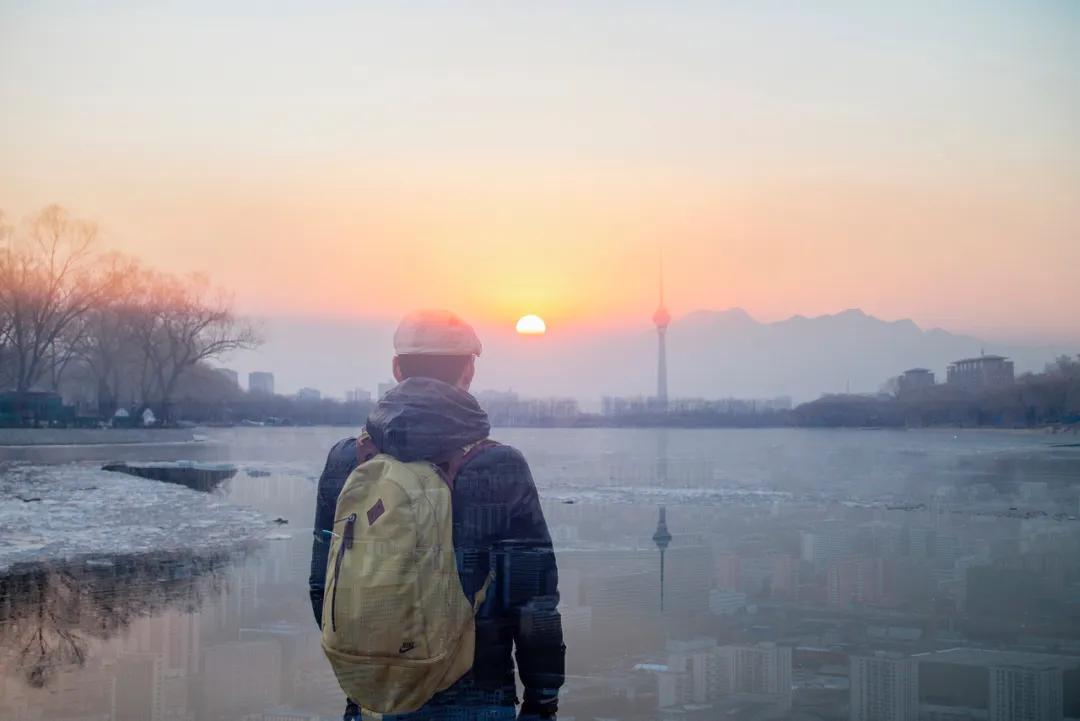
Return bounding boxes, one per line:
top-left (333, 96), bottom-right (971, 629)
top-left (309, 310), bottom-right (565, 721)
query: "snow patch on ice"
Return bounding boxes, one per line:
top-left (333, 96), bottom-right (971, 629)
top-left (0, 462), bottom-right (276, 573)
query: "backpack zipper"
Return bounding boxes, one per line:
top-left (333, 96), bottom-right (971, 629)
top-left (330, 513), bottom-right (357, 632)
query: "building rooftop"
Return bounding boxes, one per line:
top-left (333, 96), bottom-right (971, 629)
top-left (912, 647), bottom-right (1080, 669)
top-left (903, 368), bottom-right (932, 374)
top-left (950, 355), bottom-right (1008, 365)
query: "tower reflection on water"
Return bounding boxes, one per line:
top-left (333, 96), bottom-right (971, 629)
top-left (653, 428), bottom-right (672, 612)
top-left (652, 428), bottom-right (673, 612)
top-left (652, 506), bottom-right (673, 612)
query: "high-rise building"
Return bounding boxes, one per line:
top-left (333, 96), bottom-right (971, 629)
top-left (248, 371), bottom-right (275, 395)
top-left (989, 665), bottom-right (1063, 721)
top-left (662, 543), bottom-right (714, 615)
top-left (850, 653), bottom-right (919, 721)
top-left (897, 368), bottom-right (935, 396)
top-left (714, 551), bottom-right (741, 590)
top-left (708, 588), bottom-right (747, 615)
top-left (345, 388), bottom-right (372, 403)
top-left (801, 520), bottom-right (856, 570)
top-left (713, 642), bottom-right (793, 706)
top-left (946, 354), bottom-right (1014, 390)
top-left (914, 648), bottom-right (1077, 721)
top-left (295, 387), bottom-right (321, 401)
top-left (769, 553), bottom-right (799, 598)
top-left (829, 557), bottom-right (893, 608)
top-left (659, 638), bottom-right (717, 707)
top-left (114, 651), bottom-right (164, 721)
top-left (653, 263), bottom-right (671, 409)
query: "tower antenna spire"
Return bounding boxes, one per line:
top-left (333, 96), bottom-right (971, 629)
top-left (659, 249), bottom-right (665, 307)
top-left (652, 249), bottom-right (671, 409)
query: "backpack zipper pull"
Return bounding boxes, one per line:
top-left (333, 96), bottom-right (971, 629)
top-left (343, 513), bottom-right (357, 549)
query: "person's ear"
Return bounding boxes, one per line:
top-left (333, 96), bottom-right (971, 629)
top-left (458, 357), bottom-right (476, 391)
top-left (392, 356), bottom-right (405, 382)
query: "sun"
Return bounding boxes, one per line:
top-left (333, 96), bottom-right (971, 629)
top-left (515, 314), bottom-right (547, 335)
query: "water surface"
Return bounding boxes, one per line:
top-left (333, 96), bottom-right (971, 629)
top-left (2, 427), bottom-right (1078, 720)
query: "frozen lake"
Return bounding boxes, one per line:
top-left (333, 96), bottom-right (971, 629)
top-left (2, 427), bottom-right (1079, 720)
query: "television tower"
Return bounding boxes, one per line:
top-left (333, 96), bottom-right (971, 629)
top-left (652, 505), bottom-right (673, 612)
top-left (652, 257), bottom-right (671, 409)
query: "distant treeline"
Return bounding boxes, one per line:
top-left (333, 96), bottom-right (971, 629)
top-left (491, 355), bottom-right (1080, 430)
top-left (167, 365), bottom-right (375, 426)
top-left (574, 409), bottom-right (795, 429)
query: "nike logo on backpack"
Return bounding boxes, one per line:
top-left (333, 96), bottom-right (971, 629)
top-left (398, 641), bottom-right (415, 654)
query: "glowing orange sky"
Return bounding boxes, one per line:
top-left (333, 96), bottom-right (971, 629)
top-left (2, 2), bottom-right (1078, 343)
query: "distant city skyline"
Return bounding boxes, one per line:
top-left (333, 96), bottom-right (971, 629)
top-left (228, 306), bottom-right (1076, 401)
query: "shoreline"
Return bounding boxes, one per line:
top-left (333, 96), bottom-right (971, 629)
top-left (0, 428), bottom-right (196, 446)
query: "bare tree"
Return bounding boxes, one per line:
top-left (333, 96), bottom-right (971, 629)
top-left (879, 375), bottom-right (901, 398)
top-left (0, 206), bottom-right (105, 393)
top-left (0, 553), bottom-right (232, 688)
top-left (1045, 354), bottom-right (1080, 379)
top-left (72, 254), bottom-right (145, 415)
top-left (130, 270), bottom-right (259, 417)
top-left (0, 210), bottom-right (15, 387)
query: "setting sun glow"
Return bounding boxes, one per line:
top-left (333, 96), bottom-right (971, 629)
top-left (515, 315), bottom-right (547, 335)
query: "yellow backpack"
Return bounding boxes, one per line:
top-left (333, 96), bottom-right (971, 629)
top-left (321, 437), bottom-right (495, 715)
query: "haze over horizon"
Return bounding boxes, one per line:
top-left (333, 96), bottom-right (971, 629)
top-left (3, 0), bottom-right (1078, 392)
top-left (227, 306), bottom-right (1078, 404)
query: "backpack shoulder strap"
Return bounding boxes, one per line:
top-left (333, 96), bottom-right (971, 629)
top-left (440, 438), bottom-right (501, 490)
top-left (355, 429), bottom-right (379, 465)
top-left (357, 428), bottom-right (499, 488)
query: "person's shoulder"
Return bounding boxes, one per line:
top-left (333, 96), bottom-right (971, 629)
top-left (322, 435), bottom-right (360, 476)
top-left (477, 441), bottom-right (529, 467)
top-left (328, 435), bottom-right (358, 458)
top-left (467, 443), bottom-right (542, 517)
top-left (464, 442), bottom-right (533, 485)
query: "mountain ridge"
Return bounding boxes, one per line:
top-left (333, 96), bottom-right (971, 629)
top-left (240, 309), bottom-right (1078, 403)
top-left (660, 307), bottom-right (1068, 401)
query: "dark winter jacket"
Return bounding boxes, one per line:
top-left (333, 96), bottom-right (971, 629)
top-left (309, 377), bottom-right (565, 718)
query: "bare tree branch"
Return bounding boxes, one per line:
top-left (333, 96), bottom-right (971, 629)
top-left (127, 270), bottom-right (260, 417)
top-left (0, 206), bottom-right (107, 393)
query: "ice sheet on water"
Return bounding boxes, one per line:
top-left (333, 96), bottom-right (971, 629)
top-left (0, 462), bottom-right (275, 573)
top-left (540, 479), bottom-right (1080, 522)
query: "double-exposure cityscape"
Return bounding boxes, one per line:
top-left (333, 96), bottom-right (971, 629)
top-left (3, 2), bottom-right (1079, 721)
